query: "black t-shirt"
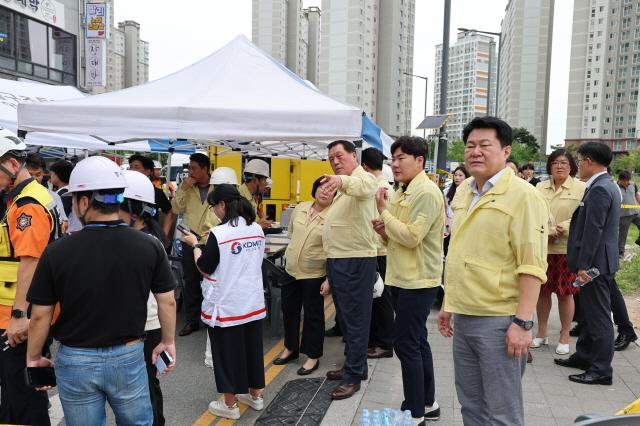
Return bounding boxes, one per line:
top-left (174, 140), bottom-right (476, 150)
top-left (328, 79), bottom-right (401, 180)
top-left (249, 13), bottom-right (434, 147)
top-left (154, 187), bottom-right (171, 218)
top-left (57, 187), bottom-right (73, 216)
top-left (27, 220), bottom-right (174, 348)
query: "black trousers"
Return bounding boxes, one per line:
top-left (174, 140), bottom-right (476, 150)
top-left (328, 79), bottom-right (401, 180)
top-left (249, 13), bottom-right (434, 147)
top-left (281, 277), bottom-right (325, 359)
top-left (0, 332), bottom-right (51, 426)
top-left (574, 278), bottom-right (634, 336)
top-left (181, 242), bottom-right (203, 325)
top-left (144, 328), bottom-right (165, 426)
top-left (390, 286), bottom-right (438, 418)
top-left (327, 257), bottom-right (376, 385)
top-left (570, 274), bottom-right (615, 376)
top-left (369, 256), bottom-right (394, 350)
top-left (208, 321), bottom-right (265, 394)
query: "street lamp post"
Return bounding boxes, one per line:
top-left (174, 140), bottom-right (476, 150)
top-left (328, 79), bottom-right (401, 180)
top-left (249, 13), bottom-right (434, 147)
top-left (436, 0), bottom-right (452, 172)
top-left (458, 27), bottom-right (502, 117)
top-left (404, 72), bottom-right (428, 139)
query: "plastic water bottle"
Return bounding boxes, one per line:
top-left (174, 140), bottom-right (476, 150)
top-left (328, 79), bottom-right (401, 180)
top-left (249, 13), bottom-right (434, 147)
top-left (361, 408), bottom-right (370, 426)
top-left (402, 410), bottom-right (412, 426)
top-left (572, 267), bottom-right (600, 288)
top-left (372, 410), bottom-right (382, 426)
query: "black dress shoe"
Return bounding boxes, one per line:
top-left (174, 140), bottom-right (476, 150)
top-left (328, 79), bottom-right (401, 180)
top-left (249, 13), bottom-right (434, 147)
top-left (273, 351), bottom-right (299, 365)
top-left (527, 351), bottom-right (533, 364)
top-left (326, 368), bottom-right (368, 381)
top-left (178, 322), bottom-right (200, 336)
top-left (614, 332), bottom-right (638, 351)
top-left (297, 360), bottom-right (319, 375)
top-left (568, 372), bottom-right (612, 385)
top-left (367, 347), bottom-right (393, 359)
top-left (569, 324), bottom-right (582, 337)
top-left (330, 383), bottom-right (360, 400)
top-left (554, 358), bottom-right (589, 370)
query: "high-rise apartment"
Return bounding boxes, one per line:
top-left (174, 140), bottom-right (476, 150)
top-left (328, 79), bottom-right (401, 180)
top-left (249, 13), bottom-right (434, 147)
top-left (565, 0), bottom-right (640, 153)
top-left (252, 0), bottom-right (320, 82)
top-left (498, 0), bottom-right (554, 152)
top-left (434, 31), bottom-right (498, 139)
top-left (376, 0), bottom-right (415, 136)
top-left (305, 7), bottom-right (321, 85)
top-left (319, 0), bottom-right (415, 136)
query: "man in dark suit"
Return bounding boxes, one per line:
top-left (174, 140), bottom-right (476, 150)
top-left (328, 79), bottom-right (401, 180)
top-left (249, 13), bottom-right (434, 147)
top-left (556, 142), bottom-right (619, 385)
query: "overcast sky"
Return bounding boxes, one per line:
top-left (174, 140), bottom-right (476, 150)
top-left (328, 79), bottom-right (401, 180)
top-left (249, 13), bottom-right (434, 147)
top-left (115, 0), bottom-right (573, 152)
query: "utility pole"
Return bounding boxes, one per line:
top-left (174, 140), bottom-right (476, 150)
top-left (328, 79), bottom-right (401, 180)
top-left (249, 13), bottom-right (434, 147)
top-left (436, 0), bottom-right (451, 171)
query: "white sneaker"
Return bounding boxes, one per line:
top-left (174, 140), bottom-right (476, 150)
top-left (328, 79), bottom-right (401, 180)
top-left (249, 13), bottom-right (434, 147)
top-left (237, 393), bottom-right (264, 411)
top-left (204, 357), bottom-right (213, 368)
top-left (555, 342), bottom-right (570, 355)
top-left (412, 417), bottom-right (424, 425)
top-left (208, 400), bottom-right (240, 419)
top-left (530, 337), bottom-right (548, 348)
top-left (424, 401), bottom-right (440, 421)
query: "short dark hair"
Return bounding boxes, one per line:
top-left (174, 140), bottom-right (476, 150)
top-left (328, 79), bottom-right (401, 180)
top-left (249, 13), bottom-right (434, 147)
top-left (25, 152), bottom-right (46, 170)
top-left (189, 153), bottom-right (210, 170)
top-left (74, 189), bottom-right (124, 215)
top-left (546, 149), bottom-right (578, 177)
top-left (521, 163), bottom-right (535, 171)
top-left (577, 142), bottom-right (613, 167)
top-left (49, 159), bottom-right (74, 184)
top-left (327, 140), bottom-right (356, 153)
top-left (462, 116), bottom-right (513, 147)
top-left (619, 170), bottom-right (632, 180)
top-left (390, 136), bottom-right (428, 164)
top-left (311, 177), bottom-right (323, 198)
top-left (361, 147), bottom-right (384, 171)
top-left (128, 154), bottom-right (154, 171)
top-left (208, 184), bottom-right (255, 226)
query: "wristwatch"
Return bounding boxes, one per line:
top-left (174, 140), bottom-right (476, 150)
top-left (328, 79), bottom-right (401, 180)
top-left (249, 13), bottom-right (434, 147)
top-left (10, 309), bottom-right (26, 319)
top-left (512, 316), bottom-right (534, 330)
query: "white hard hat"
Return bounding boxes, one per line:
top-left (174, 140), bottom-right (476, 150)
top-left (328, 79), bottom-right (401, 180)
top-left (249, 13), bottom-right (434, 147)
top-left (67, 156), bottom-right (127, 194)
top-left (0, 128), bottom-right (26, 158)
top-left (210, 167), bottom-right (238, 185)
top-left (382, 164), bottom-right (394, 184)
top-left (244, 159), bottom-right (270, 178)
top-left (153, 160), bottom-right (162, 169)
top-left (123, 170), bottom-right (155, 204)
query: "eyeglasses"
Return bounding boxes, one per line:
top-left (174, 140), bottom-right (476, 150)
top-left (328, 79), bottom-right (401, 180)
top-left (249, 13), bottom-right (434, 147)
top-left (551, 161), bottom-right (570, 167)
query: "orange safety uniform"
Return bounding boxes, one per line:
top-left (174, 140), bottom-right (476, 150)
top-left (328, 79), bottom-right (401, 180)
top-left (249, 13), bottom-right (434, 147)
top-left (0, 178), bottom-right (59, 328)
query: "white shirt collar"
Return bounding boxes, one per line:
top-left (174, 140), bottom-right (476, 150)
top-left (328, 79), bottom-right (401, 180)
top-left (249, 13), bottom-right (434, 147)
top-left (469, 167), bottom-right (509, 196)
top-left (585, 171), bottom-right (608, 189)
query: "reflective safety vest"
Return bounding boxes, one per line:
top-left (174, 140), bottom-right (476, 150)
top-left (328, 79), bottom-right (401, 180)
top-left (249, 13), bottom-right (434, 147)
top-left (0, 180), bottom-right (60, 306)
top-left (200, 218), bottom-right (266, 328)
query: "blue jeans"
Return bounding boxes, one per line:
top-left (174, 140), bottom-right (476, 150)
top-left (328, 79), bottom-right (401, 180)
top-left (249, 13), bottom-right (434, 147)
top-left (55, 341), bottom-right (152, 426)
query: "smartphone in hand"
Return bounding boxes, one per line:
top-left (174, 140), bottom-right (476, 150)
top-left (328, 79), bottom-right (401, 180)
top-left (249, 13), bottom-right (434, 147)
top-left (176, 224), bottom-right (200, 239)
top-left (24, 367), bottom-right (56, 388)
top-left (154, 350), bottom-right (173, 376)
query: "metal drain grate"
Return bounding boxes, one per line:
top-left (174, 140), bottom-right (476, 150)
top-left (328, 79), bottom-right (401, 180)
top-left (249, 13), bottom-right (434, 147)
top-left (255, 378), bottom-right (334, 426)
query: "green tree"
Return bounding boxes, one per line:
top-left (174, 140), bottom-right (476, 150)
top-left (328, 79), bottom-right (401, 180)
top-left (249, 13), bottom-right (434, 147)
top-left (508, 142), bottom-right (540, 165)
top-left (447, 138), bottom-right (465, 162)
top-left (612, 149), bottom-right (640, 173)
top-left (512, 127), bottom-right (540, 150)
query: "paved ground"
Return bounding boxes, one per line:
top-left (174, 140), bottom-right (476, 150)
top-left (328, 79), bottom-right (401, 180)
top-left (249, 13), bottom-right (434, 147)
top-left (43, 295), bottom-right (639, 426)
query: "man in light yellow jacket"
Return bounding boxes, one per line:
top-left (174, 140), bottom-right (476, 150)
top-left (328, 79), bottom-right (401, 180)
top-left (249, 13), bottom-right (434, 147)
top-left (373, 136), bottom-right (444, 423)
top-left (320, 140), bottom-right (378, 401)
top-left (438, 117), bottom-right (548, 426)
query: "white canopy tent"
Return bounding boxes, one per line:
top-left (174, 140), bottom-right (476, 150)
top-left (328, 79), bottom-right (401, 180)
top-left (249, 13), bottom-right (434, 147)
top-left (0, 79), bottom-right (108, 151)
top-left (17, 35), bottom-right (364, 153)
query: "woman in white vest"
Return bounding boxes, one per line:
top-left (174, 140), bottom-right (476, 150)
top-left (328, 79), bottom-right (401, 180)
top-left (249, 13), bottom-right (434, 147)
top-left (182, 184), bottom-right (266, 421)
top-left (119, 170), bottom-right (168, 426)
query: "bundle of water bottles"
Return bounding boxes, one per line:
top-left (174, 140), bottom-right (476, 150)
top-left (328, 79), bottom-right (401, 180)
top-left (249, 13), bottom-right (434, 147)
top-left (360, 408), bottom-right (414, 426)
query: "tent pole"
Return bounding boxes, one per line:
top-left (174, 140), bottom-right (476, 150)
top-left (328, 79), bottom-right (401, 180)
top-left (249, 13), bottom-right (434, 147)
top-left (166, 141), bottom-right (174, 197)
